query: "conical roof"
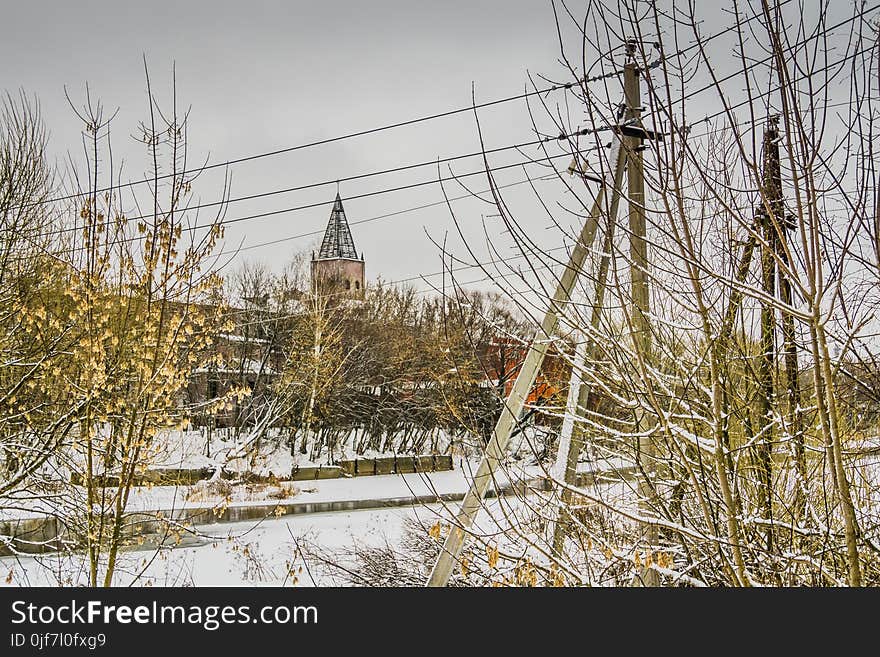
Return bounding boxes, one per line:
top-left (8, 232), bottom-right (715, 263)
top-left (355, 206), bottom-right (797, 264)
top-left (317, 193), bottom-right (359, 259)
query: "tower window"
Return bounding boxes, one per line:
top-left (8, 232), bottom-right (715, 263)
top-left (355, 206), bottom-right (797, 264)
top-left (355, 281), bottom-right (360, 290)
top-left (345, 280), bottom-right (351, 290)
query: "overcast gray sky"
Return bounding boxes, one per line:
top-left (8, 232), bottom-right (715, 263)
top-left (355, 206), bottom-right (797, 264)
top-left (1, 0), bottom-right (582, 291)
top-left (0, 0), bottom-right (861, 298)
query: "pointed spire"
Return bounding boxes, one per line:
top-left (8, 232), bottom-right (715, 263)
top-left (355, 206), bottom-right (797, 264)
top-left (317, 193), bottom-right (358, 259)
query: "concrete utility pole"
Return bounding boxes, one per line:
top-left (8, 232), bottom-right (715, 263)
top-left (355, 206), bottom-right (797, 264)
top-left (622, 41), bottom-right (660, 587)
top-left (426, 139), bottom-right (628, 588)
top-left (550, 147), bottom-right (624, 557)
top-left (624, 47), bottom-right (649, 356)
top-left (426, 40), bottom-right (664, 588)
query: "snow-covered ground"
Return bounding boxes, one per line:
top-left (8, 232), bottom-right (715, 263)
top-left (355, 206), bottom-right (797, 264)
top-left (27, 423), bottom-right (555, 482)
top-left (147, 427), bottom-right (461, 476)
top-left (0, 436), bottom-right (638, 587)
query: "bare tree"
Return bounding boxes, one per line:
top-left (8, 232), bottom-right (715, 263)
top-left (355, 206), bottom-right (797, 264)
top-left (426, 0), bottom-right (880, 587)
top-left (41, 66), bottom-right (230, 586)
top-left (0, 90), bottom-right (70, 501)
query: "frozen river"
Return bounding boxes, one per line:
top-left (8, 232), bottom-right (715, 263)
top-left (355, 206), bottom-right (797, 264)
top-left (1, 503), bottom-right (448, 587)
top-left (1, 494), bottom-right (527, 587)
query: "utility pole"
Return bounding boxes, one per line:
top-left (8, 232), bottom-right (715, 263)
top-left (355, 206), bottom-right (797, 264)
top-left (757, 118), bottom-right (781, 551)
top-left (624, 46), bottom-right (649, 356)
top-left (426, 41), bottom-right (663, 588)
top-left (623, 40), bottom-right (660, 587)
top-left (760, 116), bottom-right (806, 523)
top-left (426, 140), bottom-right (628, 588)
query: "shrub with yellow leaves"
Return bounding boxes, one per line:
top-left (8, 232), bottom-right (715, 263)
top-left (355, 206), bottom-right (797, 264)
top-left (21, 75), bottom-right (233, 587)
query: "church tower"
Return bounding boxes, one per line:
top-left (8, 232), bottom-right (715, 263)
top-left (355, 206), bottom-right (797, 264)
top-left (311, 193), bottom-right (365, 299)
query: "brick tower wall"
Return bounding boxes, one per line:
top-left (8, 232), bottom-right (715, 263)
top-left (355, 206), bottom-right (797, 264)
top-left (311, 257), bottom-right (365, 298)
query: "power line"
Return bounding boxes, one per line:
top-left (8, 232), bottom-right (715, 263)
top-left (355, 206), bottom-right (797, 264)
top-left (681, 97), bottom-right (857, 143)
top-left (658, 3), bottom-right (880, 131)
top-left (8, 2), bottom-right (810, 215)
top-left (6, 0), bottom-right (840, 221)
top-left (30, 151), bottom-right (578, 263)
top-left (20, 44), bottom-right (872, 267)
top-left (45, 133), bottom-right (591, 239)
top-left (223, 172), bottom-right (561, 257)
top-left (9, 5), bottom-right (874, 268)
top-left (12, 175), bottom-right (564, 272)
top-left (17, 76), bottom-right (618, 211)
top-left (45, 20), bottom-right (872, 254)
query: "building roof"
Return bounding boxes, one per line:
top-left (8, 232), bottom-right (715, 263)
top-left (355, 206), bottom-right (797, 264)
top-left (317, 193), bottom-right (359, 260)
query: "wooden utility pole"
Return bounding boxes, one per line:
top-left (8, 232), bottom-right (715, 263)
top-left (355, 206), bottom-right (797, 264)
top-left (756, 117), bottom-right (785, 551)
top-left (425, 140), bottom-right (628, 588)
top-left (758, 116), bottom-right (806, 526)
top-left (764, 117), bottom-right (806, 515)
top-left (623, 40), bottom-right (660, 587)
